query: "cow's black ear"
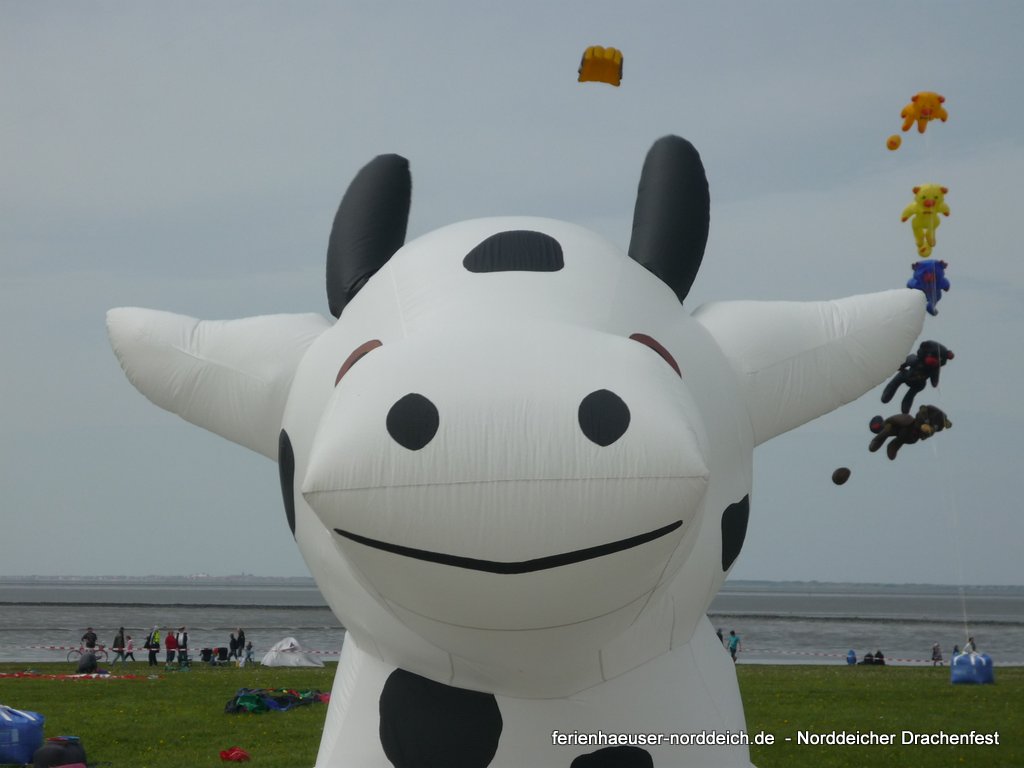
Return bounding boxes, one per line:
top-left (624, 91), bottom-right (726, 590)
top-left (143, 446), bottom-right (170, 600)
top-left (327, 154), bottom-right (411, 318)
top-left (628, 136), bottom-right (709, 305)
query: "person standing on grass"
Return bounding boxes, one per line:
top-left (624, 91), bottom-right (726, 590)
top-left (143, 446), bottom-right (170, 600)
top-left (177, 626), bottom-right (189, 666)
top-left (80, 627), bottom-right (97, 650)
top-left (727, 630), bottom-right (741, 662)
top-left (124, 635), bottom-right (136, 662)
top-left (164, 627), bottom-right (178, 664)
top-left (931, 642), bottom-right (943, 666)
top-left (110, 627), bottom-right (126, 665)
top-left (145, 626), bottom-right (160, 666)
top-left (237, 628), bottom-right (246, 661)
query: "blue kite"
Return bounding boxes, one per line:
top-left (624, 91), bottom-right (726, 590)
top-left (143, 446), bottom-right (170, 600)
top-left (907, 259), bottom-right (950, 316)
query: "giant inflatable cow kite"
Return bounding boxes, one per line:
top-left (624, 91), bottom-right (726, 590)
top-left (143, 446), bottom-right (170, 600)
top-left (108, 136), bottom-right (925, 767)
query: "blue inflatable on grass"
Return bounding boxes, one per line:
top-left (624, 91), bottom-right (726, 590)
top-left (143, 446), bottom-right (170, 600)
top-left (951, 652), bottom-right (995, 684)
top-left (0, 705), bottom-right (45, 765)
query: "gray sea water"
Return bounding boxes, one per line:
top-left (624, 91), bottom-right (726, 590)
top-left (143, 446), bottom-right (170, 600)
top-left (708, 581), bottom-right (1024, 666)
top-left (1, 578), bottom-right (1021, 667)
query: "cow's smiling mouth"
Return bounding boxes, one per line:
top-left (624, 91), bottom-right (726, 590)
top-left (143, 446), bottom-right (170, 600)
top-left (333, 520), bottom-right (682, 574)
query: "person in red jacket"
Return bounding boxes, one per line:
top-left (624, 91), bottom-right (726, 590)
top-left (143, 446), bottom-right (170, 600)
top-left (164, 628), bottom-right (178, 664)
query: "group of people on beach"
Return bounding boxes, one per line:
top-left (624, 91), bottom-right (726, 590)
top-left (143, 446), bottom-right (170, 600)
top-left (220, 628), bottom-right (254, 665)
top-left (701, 628), bottom-right (982, 667)
top-left (139, 626), bottom-right (192, 667)
top-left (856, 649), bottom-right (887, 665)
top-left (78, 626), bottom-right (252, 667)
top-left (928, 636), bottom-right (978, 666)
top-left (848, 636), bottom-right (979, 667)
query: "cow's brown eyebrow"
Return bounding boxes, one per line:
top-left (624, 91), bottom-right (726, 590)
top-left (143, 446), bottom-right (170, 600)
top-left (630, 333), bottom-right (680, 377)
top-left (336, 339), bottom-right (383, 386)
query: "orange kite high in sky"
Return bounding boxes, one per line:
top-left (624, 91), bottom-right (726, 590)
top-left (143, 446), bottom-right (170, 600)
top-left (577, 45), bottom-right (623, 86)
top-left (901, 91), bottom-right (948, 134)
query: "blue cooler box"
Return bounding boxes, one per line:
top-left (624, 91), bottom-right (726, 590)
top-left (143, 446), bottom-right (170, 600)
top-left (0, 705), bottom-right (45, 765)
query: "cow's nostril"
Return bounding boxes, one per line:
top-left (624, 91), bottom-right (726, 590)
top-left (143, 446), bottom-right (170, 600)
top-left (578, 389), bottom-right (630, 446)
top-left (387, 393), bottom-right (440, 450)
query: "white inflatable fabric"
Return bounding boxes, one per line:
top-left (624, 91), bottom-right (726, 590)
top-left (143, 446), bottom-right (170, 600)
top-left (261, 637), bottom-right (324, 667)
top-left (108, 136), bottom-right (925, 767)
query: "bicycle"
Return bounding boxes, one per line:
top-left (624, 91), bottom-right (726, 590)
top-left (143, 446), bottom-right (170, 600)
top-left (67, 645), bottom-right (108, 664)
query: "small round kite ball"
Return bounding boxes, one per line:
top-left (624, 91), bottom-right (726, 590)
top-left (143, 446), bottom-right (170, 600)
top-left (887, 134), bottom-right (902, 151)
top-left (832, 467), bottom-right (851, 485)
top-left (869, 415), bottom-right (885, 434)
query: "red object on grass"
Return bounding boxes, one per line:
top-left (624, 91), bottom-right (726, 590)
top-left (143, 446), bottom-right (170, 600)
top-left (219, 746), bottom-right (251, 762)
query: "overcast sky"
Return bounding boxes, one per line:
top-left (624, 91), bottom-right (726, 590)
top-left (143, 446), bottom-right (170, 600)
top-left (2, 1), bottom-right (1022, 586)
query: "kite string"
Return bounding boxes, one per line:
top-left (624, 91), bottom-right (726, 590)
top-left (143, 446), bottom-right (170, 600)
top-left (896, 98), bottom-right (968, 650)
top-left (935, 440), bottom-right (970, 639)
top-left (928, 381), bottom-right (971, 646)
top-left (920, 109), bottom-right (970, 646)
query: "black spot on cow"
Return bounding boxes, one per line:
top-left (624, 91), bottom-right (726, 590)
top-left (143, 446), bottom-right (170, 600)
top-left (463, 230), bottom-right (564, 273)
top-left (720, 496), bottom-right (750, 571)
top-left (379, 668), bottom-right (502, 768)
top-left (570, 745), bottom-right (653, 767)
top-left (387, 394), bottom-right (440, 450)
top-left (278, 429), bottom-right (296, 537)
top-left (578, 390), bottom-right (630, 447)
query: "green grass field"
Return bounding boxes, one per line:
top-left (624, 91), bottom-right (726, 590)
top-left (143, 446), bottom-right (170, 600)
top-left (1, 661), bottom-right (1020, 767)
top-left (740, 664), bottom-right (1022, 767)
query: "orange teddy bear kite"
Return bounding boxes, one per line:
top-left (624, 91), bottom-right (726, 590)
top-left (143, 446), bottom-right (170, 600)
top-left (901, 92), bottom-right (948, 134)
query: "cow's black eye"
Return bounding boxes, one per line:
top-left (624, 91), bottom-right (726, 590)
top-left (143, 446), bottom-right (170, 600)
top-left (387, 394), bottom-right (439, 450)
top-left (578, 390), bottom-right (630, 446)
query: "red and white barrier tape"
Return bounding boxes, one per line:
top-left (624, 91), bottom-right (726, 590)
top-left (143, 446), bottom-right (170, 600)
top-left (4, 644), bottom-right (1019, 664)
top-left (742, 648), bottom-right (1024, 665)
top-left (1, 643), bottom-right (341, 655)
top-left (746, 648), bottom-right (932, 663)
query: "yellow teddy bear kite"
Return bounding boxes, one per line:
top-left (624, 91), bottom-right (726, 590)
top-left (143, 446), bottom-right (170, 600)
top-left (901, 184), bottom-right (950, 257)
top-left (901, 92), bottom-right (948, 134)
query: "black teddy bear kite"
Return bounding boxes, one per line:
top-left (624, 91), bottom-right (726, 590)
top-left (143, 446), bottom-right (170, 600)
top-left (869, 405), bottom-right (951, 460)
top-left (881, 340), bottom-right (954, 414)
